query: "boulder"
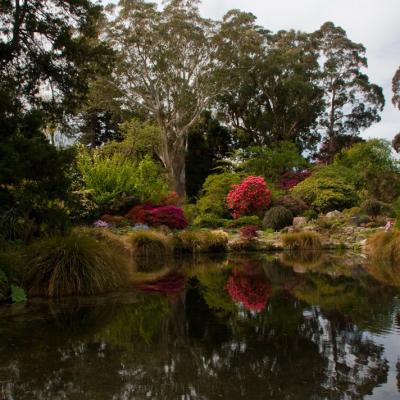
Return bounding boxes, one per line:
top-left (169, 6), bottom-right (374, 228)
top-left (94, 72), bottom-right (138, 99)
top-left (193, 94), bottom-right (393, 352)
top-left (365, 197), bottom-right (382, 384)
top-left (293, 217), bottom-right (308, 228)
top-left (325, 210), bottom-right (343, 219)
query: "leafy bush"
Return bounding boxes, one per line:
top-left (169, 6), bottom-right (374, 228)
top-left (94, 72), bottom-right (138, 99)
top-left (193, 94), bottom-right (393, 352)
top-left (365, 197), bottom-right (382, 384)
top-left (335, 139), bottom-right (400, 202)
top-left (182, 204), bottom-right (198, 225)
top-left (196, 172), bottom-right (244, 218)
top-left (291, 165), bottom-right (358, 212)
top-left (281, 231), bottom-right (322, 250)
top-left (274, 195), bottom-right (308, 216)
top-left (173, 230), bottom-right (228, 253)
top-left (77, 149), bottom-right (168, 206)
top-left (128, 231), bottom-right (172, 263)
top-left (0, 208), bottom-right (34, 242)
top-left (263, 206), bottom-right (293, 231)
top-left (126, 205), bottom-right (188, 230)
top-left (227, 176), bottom-right (271, 218)
top-left (26, 230), bottom-right (133, 297)
top-left (239, 142), bottom-right (308, 182)
top-left (193, 215), bottom-right (261, 229)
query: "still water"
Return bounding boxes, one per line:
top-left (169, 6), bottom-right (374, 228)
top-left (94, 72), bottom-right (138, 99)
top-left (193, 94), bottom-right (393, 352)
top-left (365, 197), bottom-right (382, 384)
top-left (0, 252), bottom-right (399, 400)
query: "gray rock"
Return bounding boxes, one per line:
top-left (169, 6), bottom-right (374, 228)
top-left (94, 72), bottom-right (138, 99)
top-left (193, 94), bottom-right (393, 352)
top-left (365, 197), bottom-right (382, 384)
top-left (325, 210), bottom-right (343, 219)
top-left (293, 217), bottom-right (308, 228)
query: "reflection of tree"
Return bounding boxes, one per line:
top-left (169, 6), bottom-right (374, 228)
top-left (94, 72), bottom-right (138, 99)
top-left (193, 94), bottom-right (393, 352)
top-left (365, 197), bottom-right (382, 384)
top-left (0, 255), bottom-right (397, 399)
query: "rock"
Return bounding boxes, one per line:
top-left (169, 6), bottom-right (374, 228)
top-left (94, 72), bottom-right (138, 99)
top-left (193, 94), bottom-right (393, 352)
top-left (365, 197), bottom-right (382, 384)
top-left (325, 210), bottom-right (343, 219)
top-left (293, 217), bottom-right (308, 228)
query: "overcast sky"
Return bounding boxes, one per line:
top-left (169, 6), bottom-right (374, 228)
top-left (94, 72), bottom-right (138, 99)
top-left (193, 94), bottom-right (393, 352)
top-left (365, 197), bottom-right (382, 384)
top-left (106, 0), bottom-right (400, 140)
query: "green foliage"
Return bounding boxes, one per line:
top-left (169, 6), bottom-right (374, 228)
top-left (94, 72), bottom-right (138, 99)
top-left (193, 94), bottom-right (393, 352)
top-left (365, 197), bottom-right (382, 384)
top-left (223, 216), bottom-right (262, 228)
top-left (291, 165), bottom-right (358, 212)
top-left (196, 173), bottom-right (244, 218)
top-left (26, 230), bottom-right (133, 297)
top-left (263, 206), bottom-right (294, 231)
top-left (239, 142), bottom-right (308, 182)
top-left (216, 15), bottom-right (323, 152)
top-left (173, 230), bottom-right (228, 254)
top-left (10, 285), bottom-right (27, 303)
top-left (193, 215), bottom-right (261, 229)
top-left (77, 148), bottom-right (169, 206)
top-left (335, 139), bottom-right (400, 202)
top-left (103, 118), bottom-right (161, 160)
top-left (281, 231), bottom-right (323, 250)
top-left (183, 204), bottom-right (198, 225)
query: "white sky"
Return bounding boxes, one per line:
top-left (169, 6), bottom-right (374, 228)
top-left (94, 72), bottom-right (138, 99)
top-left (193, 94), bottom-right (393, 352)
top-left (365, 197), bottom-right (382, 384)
top-left (105, 0), bottom-right (400, 140)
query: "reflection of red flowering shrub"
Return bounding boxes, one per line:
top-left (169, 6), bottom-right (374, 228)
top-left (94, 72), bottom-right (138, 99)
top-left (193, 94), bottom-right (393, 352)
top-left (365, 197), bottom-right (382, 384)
top-left (136, 271), bottom-right (186, 294)
top-left (279, 171), bottom-right (311, 190)
top-left (226, 176), bottom-right (271, 219)
top-left (126, 205), bottom-right (188, 230)
top-left (240, 225), bottom-right (259, 241)
top-left (226, 262), bottom-right (272, 312)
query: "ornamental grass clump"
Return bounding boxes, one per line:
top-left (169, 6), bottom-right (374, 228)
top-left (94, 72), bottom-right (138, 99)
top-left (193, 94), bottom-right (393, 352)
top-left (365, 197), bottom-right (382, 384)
top-left (367, 231), bottom-right (400, 265)
top-left (263, 206), bottom-right (294, 231)
top-left (173, 230), bottom-right (228, 254)
top-left (128, 231), bottom-right (172, 261)
top-left (281, 231), bottom-right (322, 250)
top-left (26, 231), bottom-right (133, 297)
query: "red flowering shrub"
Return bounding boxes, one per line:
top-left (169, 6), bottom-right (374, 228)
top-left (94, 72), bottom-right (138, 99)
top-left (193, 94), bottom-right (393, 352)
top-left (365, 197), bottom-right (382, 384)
top-left (279, 170), bottom-right (311, 190)
top-left (240, 225), bottom-right (259, 241)
top-left (226, 176), bottom-right (271, 219)
top-left (226, 261), bottom-right (272, 312)
top-left (126, 205), bottom-right (188, 230)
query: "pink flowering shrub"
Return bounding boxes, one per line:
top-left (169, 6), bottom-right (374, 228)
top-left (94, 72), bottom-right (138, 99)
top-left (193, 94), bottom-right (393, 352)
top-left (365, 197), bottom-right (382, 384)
top-left (226, 261), bottom-right (272, 312)
top-left (126, 205), bottom-right (188, 230)
top-left (279, 170), bottom-right (311, 190)
top-left (226, 176), bottom-right (271, 219)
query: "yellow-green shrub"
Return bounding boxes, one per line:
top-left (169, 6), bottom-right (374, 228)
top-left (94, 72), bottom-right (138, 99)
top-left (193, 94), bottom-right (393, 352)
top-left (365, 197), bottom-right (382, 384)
top-left (173, 230), bottom-right (228, 253)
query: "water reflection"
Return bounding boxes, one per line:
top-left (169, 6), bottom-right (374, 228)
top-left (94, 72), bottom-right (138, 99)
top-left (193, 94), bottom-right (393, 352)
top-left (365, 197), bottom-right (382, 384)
top-left (0, 253), bottom-right (399, 399)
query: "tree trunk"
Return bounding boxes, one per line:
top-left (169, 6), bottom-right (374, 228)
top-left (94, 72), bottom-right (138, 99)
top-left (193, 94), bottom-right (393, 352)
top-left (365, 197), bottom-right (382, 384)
top-left (158, 127), bottom-right (188, 202)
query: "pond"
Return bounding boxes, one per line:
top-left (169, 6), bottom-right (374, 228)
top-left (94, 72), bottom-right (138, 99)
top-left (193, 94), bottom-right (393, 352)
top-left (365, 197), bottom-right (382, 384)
top-left (0, 252), bottom-right (399, 399)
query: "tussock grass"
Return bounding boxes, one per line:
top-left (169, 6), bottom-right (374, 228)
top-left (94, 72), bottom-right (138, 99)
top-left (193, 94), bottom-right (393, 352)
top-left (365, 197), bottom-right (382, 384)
top-left (127, 231), bottom-right (172, 261)
top-left (173, 230), bottom-right (228, 254)
top-left (26, 231), bottom-right (133, 297)
top-left (367, 230), bottom-right (400, 265)
top-left (281, 231), bottom-right (322, 250)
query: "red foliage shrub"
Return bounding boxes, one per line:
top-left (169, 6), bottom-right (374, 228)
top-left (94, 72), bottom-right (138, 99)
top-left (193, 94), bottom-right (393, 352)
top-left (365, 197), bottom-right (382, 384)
top-left (226, 261), bottom-right (272, 312)
top-left (226, 176), bottom-right (271, 219)
top-left (126, 205), bottom-right (188, 230)
top-left (239, 225), bottom-right (259, 241)
top-left (279, 170), bottom-right (311, 190)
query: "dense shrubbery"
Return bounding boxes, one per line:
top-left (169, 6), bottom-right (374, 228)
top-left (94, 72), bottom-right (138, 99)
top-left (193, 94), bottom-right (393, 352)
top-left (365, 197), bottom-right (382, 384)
top-left (263, 206), bottom-right (294, 231)
top-left (291, 165), bottom-right (358, 212)
top-left (77, 149), bottom-right (169, 207)
top-left (194, 215), bottom-right (261, 229)
top-left (227, 176), bottom-right (271, 218)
